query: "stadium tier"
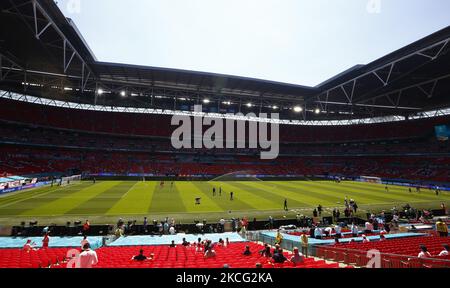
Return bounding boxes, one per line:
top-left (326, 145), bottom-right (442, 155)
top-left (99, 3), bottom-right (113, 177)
top-left (0, 99), bottom-right (449, 182)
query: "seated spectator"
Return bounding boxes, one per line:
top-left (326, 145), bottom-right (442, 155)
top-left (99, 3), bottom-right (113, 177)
top-left (182, 238), bottom-right (189, 246)
top-left (217, 238), bottom-right (225, 246)
top-left (259, 244), bottom-right (269, 255)
top-left (23, 240), bottom-right (36, 252)
top-left (255, 262), bottom-right (262, 268)
top-left (169, 226), bottom-right (176, 235)
top-left (272, 248), bottom-right (287, 263)
top-left (262, 246), bottom-right (272, 258)
top-left (169, 240), bottom-right (176, 248)
top-left (290, 247), bottom-right (304, 266)
top-left (438, 244), bottom-right (449, 257)
top-left (149, 253), bottom-right (155, 261)
top-left (334, 237), bottom-right (340, 244)
top-left (243, 245), bottom-right (251, 256)
top-left (379, 234), bottom-right (386, 241)
top-left (362, 235), bottom-right (370, 243)
top-left (132, 249), bottom-right (148, 261)
top-left (418, 245), bottom-right (431, 258)
top-left (204, 247), bottom-right (216, 259)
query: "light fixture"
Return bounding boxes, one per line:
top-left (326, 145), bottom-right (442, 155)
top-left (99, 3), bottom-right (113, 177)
top-left (120, 91), bottom-right (126, 97)
top-left (97, 89), bottom-right (104, 95)
top-left (293, 106), bottom-right (303, 113)
top-left (222, 101), bottom-right (231, 105)
top-left (314, 108), bottom-right (321, 114)
top-left (272, 106), bottom-right (278, 110)
top-left (246, 103), bottom-right (253, 108)
top-left (203, 99), bottom-right (210, 104)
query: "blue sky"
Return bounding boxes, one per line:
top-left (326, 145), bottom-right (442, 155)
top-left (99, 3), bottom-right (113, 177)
top-left (57, 0), bottom-right (450, 87)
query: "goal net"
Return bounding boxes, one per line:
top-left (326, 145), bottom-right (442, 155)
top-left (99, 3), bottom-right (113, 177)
top-left (359, 176), bottom-right (382, 184)
top-left (59, 175), bottom-right (82, 186)
top-left (209, 170), bottom-right (264, 182)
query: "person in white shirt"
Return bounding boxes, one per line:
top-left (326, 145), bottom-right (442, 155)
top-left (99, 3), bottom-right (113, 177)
top-left (438, 244), bottom-right (449, 257)
top-left (351, 223), bottom-right (359, 237)
top-left (169, 226), bottom-right (176, 235)
top-left (80, 235), bottom-right (89, 249)
top-left (334, 225), bottom-right (342, 238)
top-left (364, 221), bottom-right (374, 234)
top-left (418, 245), bottom-right (431, 259)
top-left (314, 226), bottom-right (323, 239)
top-left (78, 243), bottom-right (98, 268)
top-left (290, 247), bottom-right (305, 266)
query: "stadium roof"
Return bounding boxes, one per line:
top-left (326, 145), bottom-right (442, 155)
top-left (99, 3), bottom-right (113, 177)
top-left (1, 0), bottom-right (450, 121)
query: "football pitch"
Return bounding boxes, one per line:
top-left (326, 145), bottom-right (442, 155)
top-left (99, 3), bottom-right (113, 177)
top-left (0, 180), bottom-right (448, 225)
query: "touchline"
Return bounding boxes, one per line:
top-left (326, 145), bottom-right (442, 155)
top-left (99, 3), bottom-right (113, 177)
top-left (171, 105), bottom-right (280, 160)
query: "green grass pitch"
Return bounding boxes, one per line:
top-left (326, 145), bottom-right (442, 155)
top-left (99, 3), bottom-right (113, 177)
top-left (0, 180), bottom-right (448, 225)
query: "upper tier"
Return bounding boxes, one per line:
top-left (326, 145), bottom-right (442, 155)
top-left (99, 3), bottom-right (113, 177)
top-left (0, 98), bottom-right (448, 143)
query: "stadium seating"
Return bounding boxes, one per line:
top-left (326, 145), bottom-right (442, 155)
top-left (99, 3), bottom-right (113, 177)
top-left (316, 236), bottom-right (450, 268)
top-left (0, 247), bottom-right (70, 268)
top-left (90, 242), bottom-right (340, 269)
top-left (0, 242), bottom-right (343, 268)
top-left (332, 235), bottom-right (450, 257)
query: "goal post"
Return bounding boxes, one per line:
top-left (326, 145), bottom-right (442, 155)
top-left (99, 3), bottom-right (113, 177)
top-left (359, 176), bottom-right (382, 184)
top-left (60, 175), bottom-right (82, 186)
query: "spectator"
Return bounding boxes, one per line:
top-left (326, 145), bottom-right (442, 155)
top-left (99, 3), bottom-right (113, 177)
top-left (78, 243), bottom-right (98, 268)
top-left (290, 247), bottom-right (304, 266)
top-left (169, 225), bottom-right (176, 235)
top-left (132, 249), bottom-right (147, 261)
top-left (272, 248), bottom-right (287, 263)
top-left (438, 244), bottom-right (449, 257)
top-left (204, 247), bottom-right (216, 259)
top-left (314, 226), bottom-right (323, 239)
top-left (362, 235), bottom-right (370, 243)
top-left (82, 220), bottom-right (90, 235)
top-left (255, 262), bottom-right (262, 268)
top-left (23, 240), bottom-right (36, 252)
top-left (317, 205), bottom-right (323, 216)
top-left (219, 218), bottom-right (226, 232)
top-left (42, 232), bottom-right (50, 249)
top-left (313, 209), bottom-right (318, 218)
top-left (169, 240), bottom-right (176, 248)
top-left (243, 245), bottom-right (252, 256)
top-left (379, 234), bottom-right (386, 241)
top-left (418, 245), bottom-right (431, 258)
top-left (334, 224), bottom-right (342, 238)
top-left (143, 217), bottom-right (148, 232)
top-left (80, 235), bottom-right (89, 249)
top-left (259, 244), bottom-right (269, 255)
top-left (364, 220), bottom-right (374, 234)
top-left (300, 233), bottom-right (309, 257)
top-left (225, 238), bottom-right (230, 247)
top-left (262, 246), bottom-right (272, 258)
top-left (182, 238), bottom-right (189, 246)
top-left (436, 218), bottom-right (448, 237)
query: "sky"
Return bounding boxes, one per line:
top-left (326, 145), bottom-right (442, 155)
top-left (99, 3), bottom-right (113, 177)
top-left (56, 0), bottom-right (450, 87)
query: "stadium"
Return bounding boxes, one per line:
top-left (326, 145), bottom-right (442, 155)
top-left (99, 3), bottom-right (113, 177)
top-left (0, 0), bottom-right (449, 270)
